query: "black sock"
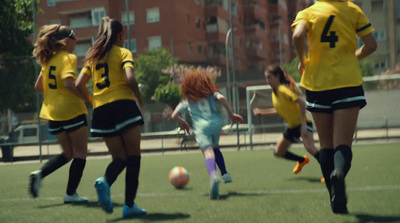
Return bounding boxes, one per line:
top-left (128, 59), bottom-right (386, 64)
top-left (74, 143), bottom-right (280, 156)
top-left (66, 158), bottom-right (86, 195)
top-left (41, 154), bottom-right (69, 178)
top-left (319, 149), bottom-right (334, 192)
top-left (313, 151), bottom-right (320, 164)
top-left (105, 159), bottom-right (127, 186)
top-left (334, 145), bottom-right (353, 178)
top-left (213, 148), bottom-right (227, 175)
top-left (125, 156), bottom-right (141, 207)
top-left (283, 151), bottom-right (305, 162)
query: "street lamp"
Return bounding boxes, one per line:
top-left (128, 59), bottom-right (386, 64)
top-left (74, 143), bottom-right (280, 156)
top-left (225, 28), bottom-right (232, 105)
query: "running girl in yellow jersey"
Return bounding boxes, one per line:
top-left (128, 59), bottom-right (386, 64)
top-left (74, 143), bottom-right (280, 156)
top-left (292, 0), bottom-right (377, 214)
top-left (30, 25), bottom-right (89, 204)
top-left (76, 17), bottom-right (145, 218)
top-left (253, 65), bottom-right (320, 174)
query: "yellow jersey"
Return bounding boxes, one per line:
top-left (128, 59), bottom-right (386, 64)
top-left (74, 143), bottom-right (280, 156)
top-left (291, 0), bottom-right (375, 91)
top-left (81, 45), bottom-right (135, 108)
top-left (39, 50), bottom-right (87, 121)
top-left (272, 85), bottom-right (311, 128)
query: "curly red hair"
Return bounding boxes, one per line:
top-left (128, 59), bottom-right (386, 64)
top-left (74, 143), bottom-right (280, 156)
top-left (181, 70), bottom-right (218, 101)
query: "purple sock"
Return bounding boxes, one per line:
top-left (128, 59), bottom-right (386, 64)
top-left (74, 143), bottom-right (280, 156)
top-left (205, 158), bottom-right (217, 177)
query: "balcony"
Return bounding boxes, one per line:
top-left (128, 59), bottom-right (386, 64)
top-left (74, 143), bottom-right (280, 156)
top-left (246, 48), bottom-right (268, 61)
top-left (244, 5), bottom-right (266, 22)
top-left (244, 24), bottom-right (266, 40)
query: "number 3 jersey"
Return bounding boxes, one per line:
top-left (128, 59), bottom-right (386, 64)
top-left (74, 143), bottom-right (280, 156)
top-left (176, 93), bottom-right (223, 134)
top-left (291, 0), bottom-right (375, 91)
top-left (39, 50), bottom-right (87, 121)
top-left (81, 45), bottom-right (135, 108)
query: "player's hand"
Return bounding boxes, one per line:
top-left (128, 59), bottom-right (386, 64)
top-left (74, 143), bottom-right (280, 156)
top-left (253, 108), bottom-right (262, 117)
top-left (298, 61), bottom-right (306, 75)
top-left (231, 114), bottom-right (244, 123)
top-left (181, 121), bottom-right (190, 134)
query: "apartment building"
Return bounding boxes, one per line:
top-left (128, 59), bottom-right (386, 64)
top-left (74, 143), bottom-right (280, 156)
top-left (36, 0), bottom-right (311, 73)
top-left (354, 0), bottom-right (400, 72)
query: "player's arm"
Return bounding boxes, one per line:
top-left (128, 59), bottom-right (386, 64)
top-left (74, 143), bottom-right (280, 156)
top-left (34, 75), bottom-right (43, 92)
top-left (64, 77), bottom-right (85, 100)
top-left (215, 93), bottom-right (243, 123)
top-left (292, 23), bottom-right (308, 74)
top-left (171, 109), bottom-right (190, 134)
top-left (76, 73), bottom-right (93, 106)
top-left (124, 67), bottom-right (143, 108)
top-left (356, 33), bottom-right (377, 60)
top-left (253, 107), bottom-right (277, 116)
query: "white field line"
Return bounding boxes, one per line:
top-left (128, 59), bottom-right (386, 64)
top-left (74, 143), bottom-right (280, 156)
top-left (1, 184), bottom-right (400, 203)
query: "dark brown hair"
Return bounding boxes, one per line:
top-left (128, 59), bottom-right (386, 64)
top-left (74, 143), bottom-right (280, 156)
top-left (83, 17), bottom-right (123, 65)
top-left (265, 65), bottom-right (302, 94)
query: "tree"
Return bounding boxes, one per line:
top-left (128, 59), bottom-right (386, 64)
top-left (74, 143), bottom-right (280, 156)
top-left (0, 0), bottom-right (38, 113)
top-left (283, 57), bottom-right (301, 82)
top-left (135, 48), bottom-right (175, 103)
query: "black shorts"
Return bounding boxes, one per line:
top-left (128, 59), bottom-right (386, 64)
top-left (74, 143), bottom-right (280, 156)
top-left (283, 121), bottom-right (313, 143)
top-left (91, 100), bottom-right (144, 137)
top-left (48, 114), bottom-right (88, 135)
top-left (305, 85), bottom-right (367, 113)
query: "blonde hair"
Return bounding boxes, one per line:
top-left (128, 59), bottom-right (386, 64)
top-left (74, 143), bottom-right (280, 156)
top-left (32, 24), bottom-right (72, 65)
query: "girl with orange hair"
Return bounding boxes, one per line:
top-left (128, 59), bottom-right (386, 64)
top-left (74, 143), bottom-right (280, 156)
top-left (171, 70), bottom-right (243, 199)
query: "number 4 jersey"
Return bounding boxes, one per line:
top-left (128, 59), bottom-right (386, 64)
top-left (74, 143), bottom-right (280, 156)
top-left (81, 45), bottom-right (135, 108)
top-left (39, 50), bottom-right (87, 121)
top-left (291, 0), bottom-right (375, 91)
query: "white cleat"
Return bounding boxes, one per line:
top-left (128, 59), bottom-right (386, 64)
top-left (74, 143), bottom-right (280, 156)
top-left (29, 170), bottom-right (42, 198)
top-left (64, 192), bottom-right (89, 204)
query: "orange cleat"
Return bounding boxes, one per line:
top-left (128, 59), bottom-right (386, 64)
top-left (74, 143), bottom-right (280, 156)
top-left (293, 155), bottom-right (310, 174)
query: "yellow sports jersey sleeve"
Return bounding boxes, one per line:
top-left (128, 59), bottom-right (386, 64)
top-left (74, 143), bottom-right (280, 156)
top-left (272, 85), bottom-right (311, 128)
top-left (85, 45), bottom-right (135, 108)
top-left (39, 51), bottom-right (87, 121)
top-left (291, 0), bottom-right (375, 91)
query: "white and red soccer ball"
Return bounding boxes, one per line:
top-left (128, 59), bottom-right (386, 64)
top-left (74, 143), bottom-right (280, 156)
top-left (169, 166), bottom-right (189, 188)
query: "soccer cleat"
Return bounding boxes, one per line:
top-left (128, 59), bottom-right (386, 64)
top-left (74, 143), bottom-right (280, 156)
top-left (63, 193), bottom-right (89, 204)
top-left (210, 175), bottom-right (220, 199)
top-left (29, 170), bottom-right (42, 198)
top-left (122, 203), bottom-right (147, 218)
top-left (330, 170), bottom-right (348, 214)
top-left (222, 173), bottom-right (232, 183)
top-left (94, 177), bottom-right (113, 214)
top-left (292, 155), bottom-right (310, 174)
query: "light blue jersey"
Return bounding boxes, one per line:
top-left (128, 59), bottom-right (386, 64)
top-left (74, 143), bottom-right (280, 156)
top-left (176, 93), bottom-right (223, 149)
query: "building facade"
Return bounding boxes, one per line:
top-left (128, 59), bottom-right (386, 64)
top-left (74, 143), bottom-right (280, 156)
top-left (354, 0), bottom-right (400, 72)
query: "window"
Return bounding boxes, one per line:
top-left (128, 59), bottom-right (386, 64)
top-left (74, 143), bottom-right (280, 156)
top-left (196, 18), bottom-right (200, 28)
top-left (48, 0), bottom-right (56, 6)
top-left (23, 128), bottom-right (37, 137)
top-left (124, 39), bottom-right (137, 53)
top-left (371, 0), bottom-right (384, 12)
top-left (187, 39), bottom-right (191, 52)
top-left (92, 8), bottom-right (106, 26)
top-left (74, 43), bottom-right (91, 57)
top-left (49, 20), bottom-right (61, 25)
top-left (187, 14), bottom-right (190, 24)
top-left (122, 11), bottom-right (135, 25)
top-left (70, 17), bottom-right (92, 28)
top-left (373, 31), bottom-right (386, 41)
top-left (148, 36), bottom-right (162, 50)
top-left (146, 8), bottom-right (160, 23)
top-left (197, 44), bottom-right (202, 54)
top-left (397, 1), bottom-right (400, 21)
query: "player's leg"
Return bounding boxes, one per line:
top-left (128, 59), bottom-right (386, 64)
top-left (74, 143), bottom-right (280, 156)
top-left (202, 146), bottom-right (219, 199)
top-left (64, 123), bottom-right (88, 203)
top-left (301, 123), bottom-right (320, 163)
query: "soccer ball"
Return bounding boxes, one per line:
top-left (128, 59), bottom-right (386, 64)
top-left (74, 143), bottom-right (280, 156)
top-left (169, 166), bottom-right (189, 188)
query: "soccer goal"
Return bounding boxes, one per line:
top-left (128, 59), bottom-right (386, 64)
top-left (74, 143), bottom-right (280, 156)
top-left (246, 73), bottom-right (400, 150)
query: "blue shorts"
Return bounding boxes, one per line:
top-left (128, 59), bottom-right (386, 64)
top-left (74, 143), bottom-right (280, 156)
top-left (283, 121), bottom-right (314, 143)
top-left (195, 126), bottom-right (222, 150)
top-left (91, 100), bottom-right (144, 137)
top-left (48, 114), bottom-right (87, 135)
top-left (305, 85), bottom-right (367, 113)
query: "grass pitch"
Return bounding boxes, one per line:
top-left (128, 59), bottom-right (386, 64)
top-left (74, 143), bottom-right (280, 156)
top-left (0, 142), bottom-right (399, 223)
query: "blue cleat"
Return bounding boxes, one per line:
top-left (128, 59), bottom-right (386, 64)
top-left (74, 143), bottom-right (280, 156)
top-left (122, 203), bottom-right (147, 218)
top-left (94, 177), bottom-right (113, 214)
top-left (210, 176), bottom-right (220, 199)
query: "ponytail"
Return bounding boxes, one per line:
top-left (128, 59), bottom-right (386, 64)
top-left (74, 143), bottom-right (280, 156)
top-left (84, 17), bottom-right (123, 65)
top-left (265, 65), bottom-right (302, 94)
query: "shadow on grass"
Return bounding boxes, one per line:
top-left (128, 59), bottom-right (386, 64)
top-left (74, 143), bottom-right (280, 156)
top-left (353, 213), bottom-right (400, 223)
top-left (287, 176), bottom-right (323, 183)
top-left (38, 201), bottom-right (124, 209)
top-left (216, 191), bottom-right (268, 200)
top-left (107, 212), bottom-right (190, 222)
